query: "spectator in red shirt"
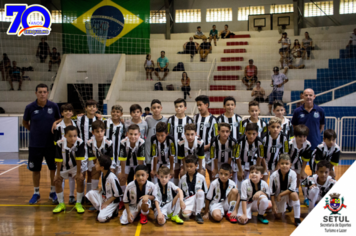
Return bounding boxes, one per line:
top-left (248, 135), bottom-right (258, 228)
top-left (242, 59), bottom-right (258, 90)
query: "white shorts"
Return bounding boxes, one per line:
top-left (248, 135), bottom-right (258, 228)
top-left (209, 199), bottom-right (230, 217)
top-left (120, 199), bottom-right (152, 224)
top-left (60, 167), bottom-right (78, 179)
top-left (82, 160), bottom-right (95, 172)
top-left (183, 195), bottom-right (204, 214)
top-left (236, 201), bottom-right (258, 219)
top-left (111, 166), bottom-right (121, 175)
top-left (275, 195), bottom-right (290, 214)
top-left (110, 160), bottom-right (121, 173)
top-left (85, 190), bottom-right (119, 222)
top-left (123, 165), bottom-right (137, 175)
top-left (154, 202), bottom-right (173, 219)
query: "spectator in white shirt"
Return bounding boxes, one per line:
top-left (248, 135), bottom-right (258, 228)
top-left (268, 67), bottom-right (288, 115)
top-left (278, 32), bottom-right (291, 58)
top-left (347, 28), bottom-right (356, 58)
top-left (289, 51), bottom-right (305, 69)
top-left (193, 26), bottom-right (207, 40)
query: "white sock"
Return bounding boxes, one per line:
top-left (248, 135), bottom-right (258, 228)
top-left (77, 192), bottom-right (84, 204)
top-left (172, 198), bottom-right (182, 216)
top-left (292, 200), bottom-right (301, 218)
top-left (195, 191), bottom-right (205, 215)
top-left (141, 209), bottom-right (149, 215)
top-left (86, 183), bottom-right (92, 193)
top-left (69, 176), bottom-right (75, 196)
top-left (302, 186), bottom-right (308, 200)
top-left (308, 187), bottom-right (320, 213)
top-left (92, 179), bottom-right (99, 190)
top-left (173, 178), bottom-right (179, 186)
top-left (62, 180), bottom-right (65, 190)
top-left (258, 196), bottom-right (269, 215)
top-left (228, 201), bottom-right (237, 214)
top-left (57, 192), bottom-right (64, 204)
top-left (34, 187), bottom-right (40, 195)
top-left (50, 186), bottom-right (56, 193)
top-left (120, 185), bottom-right (126, 195)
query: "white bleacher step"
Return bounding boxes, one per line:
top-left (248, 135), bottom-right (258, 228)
top-left (0, 81), bottom-right (53, 91)
top-left (0, 91), bottom-right (39, 102)
top-left (0, 102), bottom-right (33, 114)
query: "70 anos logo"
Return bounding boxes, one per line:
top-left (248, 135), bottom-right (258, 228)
top-left (5, 4), bottom-right (52, 36)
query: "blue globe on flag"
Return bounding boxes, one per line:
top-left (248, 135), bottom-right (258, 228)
top-left (91, 6), bottom-right (125, 39)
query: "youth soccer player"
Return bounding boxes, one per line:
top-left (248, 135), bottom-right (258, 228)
top-left (150, 122), bottom-right (175, 183)
top-left (167, 98), bottom-right (193, 184)
top-left (154, 166), bottom-right (185, 225)
top-left (311, 129), bottom-right (340, 178)
top-left (210, 123), bottom-right (238, 180)
top-left (177, 124), bottom-right (205, 176)
top-left (125, 104), bottom-right (148, 140)
top-left (53, 126), bottom-right (86, 214)
top-left (269, 154), bottom-right (301, 226)
top-left (301, 160), bottom-right (336, 213)
top-left (203, 163), bottom-right (239, 223)
top-left (194, 95), bottom-right (218, 181)
top-left (120, 165), bottom-right (156, 225)
top-left (237, 165), bottom-right (270, 224)
top-left (145, 99), bottom-right (168, 180)
top-left (235, 123), bottom-right (264, 191)
top-left (179, 155), bottom-right (208, 224)
top-left (86, 154), bottom-right (123, 222)
top-left (118, 124), bottom-right (145, 185)
top-left (273, 100), bottom-right (294, 141)
top-left (217, 96), bottom-right (242, 140)
top-left (260, 117), bottom-right (289, 181)
top-left (240, 101), bottom-right (267, 138)
top-left (54, 103), bottom-right (78, 204)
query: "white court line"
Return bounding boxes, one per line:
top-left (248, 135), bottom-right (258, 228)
top-left (0, 164), bottom-right (25, 176)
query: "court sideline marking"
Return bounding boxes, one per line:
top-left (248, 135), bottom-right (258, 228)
top-left (0, 164), bottom-right (25, 176)
top-left (135, 223), bottom-right (142, 236)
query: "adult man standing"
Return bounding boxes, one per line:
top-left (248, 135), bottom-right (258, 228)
top-left (292, 88), bottom-right (325, 150)
top-left (23, 83), bottom-right (61, 204)
top-left (268, 67), bottom-right (288, 115)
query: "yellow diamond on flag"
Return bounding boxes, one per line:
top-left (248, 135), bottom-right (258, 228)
top-left (71, 0), bottom-right (143, 47)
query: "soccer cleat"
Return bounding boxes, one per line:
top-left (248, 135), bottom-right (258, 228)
top-left (74, 203), bottom-right (85, 214)
top-left (171, 215), bottom-right (184, 224)
top-left (118, 201), bottom-right (125, 210)
top-left (294, 218), bottom-right (302, 226)
top-left (29, 194), bottom-right (40, 204)
top-left (257, 214), bottom-right (269, 224)
top-left (304, 199), bottom-right (309, 207)
top-left (53, 203), bottom-right (66, 213)
top-left (69, 196), bottom-right (76, 205)
top-left (195, 213), bottom-right (204, 224)
top-left (49, 192), bottom-right (58, 204)
top-left (140, 213), bottom-right (148, 224)
top-left (226, 213), bottom-right (238, 223)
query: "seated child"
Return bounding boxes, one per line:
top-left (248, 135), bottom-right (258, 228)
top-left (85, 154), bottom-right (123, 222)
top-left (237, 165), bottom-right (270, 224)
top-left (301, 160), bottom-right (336, 213)
top-left (120, 165), bottom-right (156, 225)
top-left (53, 126), bottom-right (86, 214)
top-left (154, 166), bottom-right (185, 225)
top-left (204, 163), bottom-right (239, 223)
top-left (269, 154), bottom-right (301, 226)
top-left (311, 129), bottom-right (340, 178)
top-left (179, 155), bottom-right (208, 224)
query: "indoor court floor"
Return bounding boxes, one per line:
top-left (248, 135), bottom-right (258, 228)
top-left (0, 155), bottom-right (351, 236)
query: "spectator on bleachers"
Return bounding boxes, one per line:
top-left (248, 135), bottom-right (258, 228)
top-left (142, 107), bottom-right (152, 117)
top-left (280, 54), bottom-right (293, 70)
top-left (289, 51), bottom-right (305, 69)
top-left (194, 26), bottom-right (207, 40)
top-left (209, 25), bottom-right (218, 46)
top-left (268, 67), bottom-right (288, 115)
top-left (36, 37), bottom-right (50, 63)
top-left (144, 54), bottom-right (155, 80)
top-left (0, 53), bottom-right (11, 81)
top-left (219, 25), bottom-right (234, 39)
top-left (181, 72), bottom-right (191, 99)
top-left (154, 51), bottom-right (169, 81)
top-left (8, 61), bottom-right (24, 91)
top-left (199, 38), bottom-right (212, 62)
top-left (242, 59), bottom-right (258, 90)
top-left (296, 92), bottom-right (304, 108)
top-left (291, 39), bottom-right (302, 55)
top-left (346, 28), bottom-right (356, 58)
top-left (48, 47), bottom-right (61, 72)
top-left (302, 32), bottom-right (313, 60)
top-left (278, 32), bottom-right (291, 58)
top-left (183, 37), bottom-right (199, 60)
top-left (251, 81), bottom-right (265, 102)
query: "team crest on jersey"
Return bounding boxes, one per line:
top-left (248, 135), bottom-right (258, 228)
top-left (48, 108), bottom-right (53, 114)
top-left (314, 112), bottom-right (320, 118)
top-left (276, 143), bottom-right (283, 149)
top-left (205, 123), bottom-right (211, 128)
top-left (300, 114), bottom-right (305, 118)
top-left (34, 110), bottom-right (39, 114)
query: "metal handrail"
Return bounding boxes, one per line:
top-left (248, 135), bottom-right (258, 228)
top-left (206, 58), bottom-right (216, 95)
top-left (191, 89), bottom-right (201, 117)
top-left (287, 80), bottom-right (356, 114)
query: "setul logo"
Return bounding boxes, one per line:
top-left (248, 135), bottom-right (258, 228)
top-left (324, 193), bottom-right (347, 215)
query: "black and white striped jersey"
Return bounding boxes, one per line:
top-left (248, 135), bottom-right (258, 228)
top-left (281, 117), bottom-right (294, 141)
top-left (104, 118), bottom-right (125, 165)
top-left (311, 142), bottom-right (341, 172)
top-left (177, 136), bottom-right (205, 162)
top-left (269, 169), bottom-right (297, 196)
top-left (206, 179), bottom-right (236, 204)
top-left (118, 137), bottom-right (145, 167)
top-left (239, 118), bottom-right (268, 138)
top-left (179, 171), bottom-right (208, 198)
top-left (193, 113), bottom-right (218, 147)
top-left (55, 137), bottom-right (85, 171)
top-left (216, 113), bottom-right (242, 140)
top-left (262, 132), bottom-right (289, 171)
top-left (54, 119), bottom-right (78, 144)
top-left (210, 135), bottom-right (238, 164)
top-left (150, 135), bottom-right (176, 165)
top-left (301, 174), bottom-right (336, 199)
top-left (101, 171), bottom-right (123, 203)
top-left (154, 181), bottom-right (179, 207)
top-left (77, 115), bottom-right (101, 143)
top-left (240, 179), bottom-right (270, 203)
top-left (288, 137), bottom-right (312, 170)
top-left (236, 135), bottom-right (264, 170)
top-left (86, 136), bottom-right (113, 161)
top-left (166, 115), bottom-right (193, 156)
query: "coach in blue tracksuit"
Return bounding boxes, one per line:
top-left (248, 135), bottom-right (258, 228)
top-left (23, 83), bottom-right (61, 204)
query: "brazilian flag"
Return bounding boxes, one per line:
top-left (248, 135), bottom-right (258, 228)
top-left (61, 0), bottom-right (150, 54)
